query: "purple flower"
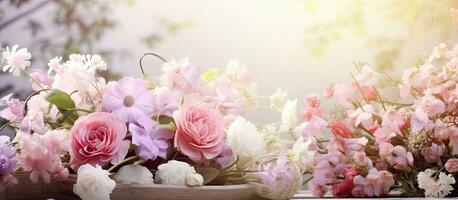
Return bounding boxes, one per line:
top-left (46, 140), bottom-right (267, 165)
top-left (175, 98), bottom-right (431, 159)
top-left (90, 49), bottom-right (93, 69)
top-left (0, 137), bottom-right (17, 176)
top-left (129, 119), bottom-right (173, 161)
top-left (102, 77), bottom-right (154, 123)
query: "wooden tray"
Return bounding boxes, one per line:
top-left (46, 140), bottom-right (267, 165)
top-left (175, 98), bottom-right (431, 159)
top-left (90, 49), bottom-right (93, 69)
top-left (1, 172), bottom-right (262, 200)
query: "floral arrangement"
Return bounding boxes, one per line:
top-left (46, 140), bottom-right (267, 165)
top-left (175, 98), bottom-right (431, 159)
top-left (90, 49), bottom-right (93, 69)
top-left (0, 45), bottom-right (312, 200)
top-left (300, 43), bottom-right (458, 198)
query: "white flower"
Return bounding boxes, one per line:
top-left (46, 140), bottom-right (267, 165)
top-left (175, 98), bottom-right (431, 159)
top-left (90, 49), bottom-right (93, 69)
top-left (114, 164), bottom-right (154, 185)
top-left (47, 56), bottom-right (63, 74)
top-left (417, 169), bottom-right (456, 198)
top-left (186, 174), bottom-right (204, 186)
top-left (155, 160), bottom-right (203, 186)
top-left (281, 99), bottom-right (298, 131)
top-left (288, 137), bottom-right (313, 164)
top-left (355, 64), bottom-right (380, 86)
top-left (227, 116), bottom-right (266, 159)
top-left (349, 104), bottom-right (374, 129)
top-left (2, 45), bottom-right (31, 76)
top-left (270, 87), bottom-right (287, 111)
top-left (73, 164), bottom-right (115, 200)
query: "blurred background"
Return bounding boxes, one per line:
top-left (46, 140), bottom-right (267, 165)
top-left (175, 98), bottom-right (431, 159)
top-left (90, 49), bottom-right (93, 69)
top-left (0, 0), bottom-right (458, 127)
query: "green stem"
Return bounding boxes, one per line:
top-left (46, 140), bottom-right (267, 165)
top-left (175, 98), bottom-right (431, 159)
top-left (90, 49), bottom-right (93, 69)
top-left (107, 156), bottom-right (139, 173)
top-left (303, 175), bottom-right (313, 185)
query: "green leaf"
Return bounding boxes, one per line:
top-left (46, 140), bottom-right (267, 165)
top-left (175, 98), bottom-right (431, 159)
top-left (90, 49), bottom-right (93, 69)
top-left (45, 89), bottom-right (76, 110)
top-left (46, 89), bottom-right (78, 125)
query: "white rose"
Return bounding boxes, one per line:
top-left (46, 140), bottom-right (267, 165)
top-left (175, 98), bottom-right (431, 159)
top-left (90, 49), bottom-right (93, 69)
top-left (281, 99), bottom-right (298, 131)
top-left (114, 164), bottom-right (154, 185)
top-left (73, 164), bottom-right (115, 200)
top-left (227, 117), bottom-right (266, 159)
top-left (155, 160), bottom-right (203, 186)
top-left (270, 87), bottom-right (287, 111)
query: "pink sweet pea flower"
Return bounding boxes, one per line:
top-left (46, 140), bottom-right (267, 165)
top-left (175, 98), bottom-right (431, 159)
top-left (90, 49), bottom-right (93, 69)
top-left (151, 87), bottom-right (178, 117)
top-left (102, 77), bottom-right (154, 124)
top-left (208, 81), bottom-right (244, 116)
top-left (332, 167), bottom-right (359, 197)
top-left (323, 85), bottom-right (334, 98)
top-left (410, 108), bottom-right (431, 133)
top-left (379, 143), bottom-right (413, 171)
top-left (374, 127), bottom-right (396, 144)
top-left (352, 168), bottom-right (394, 197)
top-left (0, 98), bottom-right (25, 123)
top-left (355, 65), bottom-right (380, 86)
top-left (160, 58), bottom-right (199, 94)
top-left (331, 83), bottom-right (357, 107)
top-left (417, 95), bottom-right (446, 117)
top-left (329, 120), bottom-right (352, 138)
top-left (424, 143), bottom-right (443, 164)
top-left (445, 159), bottom-right (458, 173)
top-left (19, 131), bottom-right (69, 183)
top-left (29, 69), bottom-right (54, 90)
top-left (382, 108), bottom-right (405, 133)
top-left (349, 104), bottom-right (374, 130)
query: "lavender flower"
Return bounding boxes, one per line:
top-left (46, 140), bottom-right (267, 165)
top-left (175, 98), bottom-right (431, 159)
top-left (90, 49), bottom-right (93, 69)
top-left (102, 77), bottom-right (154, 124)
top-left (129, 120), bottom-right (173, 161)
top-left (0, 136), bottom-right (17, 176)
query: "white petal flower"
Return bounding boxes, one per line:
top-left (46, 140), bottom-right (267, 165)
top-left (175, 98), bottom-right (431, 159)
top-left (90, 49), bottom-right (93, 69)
top-left (288, 137), bottom-right (313, 164)
top-left (73, 164), bottom-right (116, 200)
top-left (227, 116), bottom-right (266, 159)
top-left (281, 99), bottom-right (298, 131)
top-left (155, 160), bottom-right (203, 186)
top-left (2, 45), bottom-right (31, 76)
top-left (270, 87), bottom-right (287, 111)
top-left (355, 64), bottom-right (380, 86)
top-left (417, 169), bottom-right (456, 198)
top-left (114, 164), bottom-right (154, 185)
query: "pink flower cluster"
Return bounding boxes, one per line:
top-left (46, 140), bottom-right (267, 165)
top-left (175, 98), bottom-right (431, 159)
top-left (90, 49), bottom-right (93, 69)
top-left (300, 43), bottom-right (458, 197)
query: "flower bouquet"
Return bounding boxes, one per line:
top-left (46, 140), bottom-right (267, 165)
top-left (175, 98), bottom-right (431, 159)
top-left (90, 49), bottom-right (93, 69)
top-left (0, 45), bottom-right (311, 200)
top-left (300, 43), bottom-right (458, 198)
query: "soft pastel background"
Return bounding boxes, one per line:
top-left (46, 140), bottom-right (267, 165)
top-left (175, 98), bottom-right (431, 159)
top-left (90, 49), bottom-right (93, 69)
top-left (1, 0), bottom-right (458, 125)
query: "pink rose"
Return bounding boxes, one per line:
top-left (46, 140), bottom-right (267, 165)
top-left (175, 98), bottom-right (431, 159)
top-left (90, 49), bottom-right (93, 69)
top-left (445, 159), bottom-right (458, 173)
top-left (69, 112), bottom-right (130, 170)
top-left (173, 104), bottom-right (225, 161)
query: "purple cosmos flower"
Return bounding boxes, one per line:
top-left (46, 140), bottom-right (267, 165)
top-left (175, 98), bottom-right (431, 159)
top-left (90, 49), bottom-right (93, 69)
top-left (102, 77), bottom-right (154, 123)
top-left (0, 136), bottom-right (17, 176)
top-left (129, 118), bottom-right (174, 161)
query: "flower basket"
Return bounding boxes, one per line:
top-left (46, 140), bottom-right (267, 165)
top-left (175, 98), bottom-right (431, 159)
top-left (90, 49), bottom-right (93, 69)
top-left (1, 172), bottom-right (261, 200)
